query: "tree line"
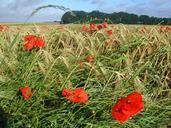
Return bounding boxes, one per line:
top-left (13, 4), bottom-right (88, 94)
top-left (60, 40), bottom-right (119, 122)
top-left (61, 10), bottom-right (171, 25)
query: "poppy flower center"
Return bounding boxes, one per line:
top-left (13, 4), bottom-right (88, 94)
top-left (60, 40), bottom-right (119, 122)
top-left (126, 99), bottom-right (131, 104)
top-left (76, 94), bottom-right (81, 98)
top-left (115, 108), bottom-right (122, 112)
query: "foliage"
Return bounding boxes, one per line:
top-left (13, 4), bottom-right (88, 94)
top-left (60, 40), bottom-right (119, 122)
top-left (61, 11), bottom-right (171, 25)
top-left (0, 24), bottom-right (171, 128)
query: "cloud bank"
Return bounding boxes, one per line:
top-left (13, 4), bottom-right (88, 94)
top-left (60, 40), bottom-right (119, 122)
top-left (0, 0), bottom-right (170, 22)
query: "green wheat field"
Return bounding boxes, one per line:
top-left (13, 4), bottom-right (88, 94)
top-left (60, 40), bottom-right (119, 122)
top-left (0, 23), bottom-right (171, 128)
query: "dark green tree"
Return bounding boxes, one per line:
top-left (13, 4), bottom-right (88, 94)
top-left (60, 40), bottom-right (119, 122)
top-left (61, 11), bottom-right (171, 25)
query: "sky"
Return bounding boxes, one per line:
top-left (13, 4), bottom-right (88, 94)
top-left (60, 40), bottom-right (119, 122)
top-left (0, 0), bottom-right (171, 22)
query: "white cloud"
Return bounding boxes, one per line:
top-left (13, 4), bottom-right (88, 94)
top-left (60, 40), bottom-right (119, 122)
top-left (101, 0), bottom-right (171, 18)
top-left (80, 0), bottom-right (104, 6)
top-left (0, 0), bottom-right (62, 22)
top-left (0, 0), bottom-right (170, 22)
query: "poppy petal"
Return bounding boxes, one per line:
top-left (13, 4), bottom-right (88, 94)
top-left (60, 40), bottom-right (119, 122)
top-left (19, 87), bottom-right (32, 100)
top-left (124, 92), bottom-right (143, 115)
top-left (112, 97), bottom-right (131, 122)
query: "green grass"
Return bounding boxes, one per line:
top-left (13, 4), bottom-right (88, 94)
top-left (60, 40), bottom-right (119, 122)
top-left (0, 24), bottom-right (171, 128)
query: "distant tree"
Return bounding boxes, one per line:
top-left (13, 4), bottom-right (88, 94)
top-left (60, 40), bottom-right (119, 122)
top-left (61, 11), bottom-right (171, 25)
top-left (61, 11), bottom-right (88, 24)
top-left (139, 15), bottom-right (151, 24)
top-left (108, 13), bottom-right (120, 23)
top-left (88, 10), bottom-right (106, 20)
top-left (167, 18), bottom-right (171, 25)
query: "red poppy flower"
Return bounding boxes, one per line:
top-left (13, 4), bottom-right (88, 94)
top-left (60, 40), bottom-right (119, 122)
top-left (111, 92), bottom-right (143, 123)
top-left (78, 61), bottom-right (84, 68)
top-left (86, 54), bottom-right (94, 63)
top-left (0, 25), bottom-right (3, 31)
top-left (23, 35), bottom-right (35, 50)
top-left (86, 28), bottom-right (92, 33)
top-left (73, 88), bottom-right (88, 103)
top-left (90, 22), bottom-right (95, 29)
top-left (140, 29), bottom-right (145, 33)
top-left (34, 36), bottom-right (45, 48)
top-left (2, 25), bottom-right (9, 31)
top-left (62, 88), bottom-right (73, 97)
top-left (107, 29), bottom-right (113, 36)
top-left (23, 35), bottom-right (44, 49)
top-left (112, 97), bottom-right (132, 123)
top-left (82, 25), bottom-right (88, 31)
top-left (19, 87), bottom-right (32, 100)
top-left (139, 26), bottom-right (146, 33)
top-left (166, 26), bottom-right (171, 31)
top-left (0, 24), bottom-right (9, 31)
top-left (103, 22), bottom-right (108, 28)
top-left (124, 92), bottom-right (143, 114)
top-left (23, 42), bottom-right (34, 50)
top-left (24, 35), bottom-right (35, 42)
top-left (62, 88), bottom-right (88, 103)
top-left (97, 24), bottom-right (103, 30)
top-left (160, 25), bottom-right (165, 30)
top-left (62, 88), bottom-right (68, 96)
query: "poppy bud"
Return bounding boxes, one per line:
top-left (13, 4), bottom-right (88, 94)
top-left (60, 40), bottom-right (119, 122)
top-left (107, 29), bottom-right (113, 36)
top-left (103, 22), bottom-right (108, 28)
top-left (97, 24), bottom-right (103, 30)
top-left (19, 87), bottom-right (32, 100)
top-left (86, 55), bottom-right (94, 63)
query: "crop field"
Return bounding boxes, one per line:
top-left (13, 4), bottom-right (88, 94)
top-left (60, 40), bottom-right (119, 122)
top-left (0, 23), bottom-right (171, 128)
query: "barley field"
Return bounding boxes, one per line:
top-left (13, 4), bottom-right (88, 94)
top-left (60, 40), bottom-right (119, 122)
top-left (0, 23), bottom-right (171, 128)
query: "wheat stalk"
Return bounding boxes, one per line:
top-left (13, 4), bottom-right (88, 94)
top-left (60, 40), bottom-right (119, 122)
top-left (25, 4), bottom-right (75, 22)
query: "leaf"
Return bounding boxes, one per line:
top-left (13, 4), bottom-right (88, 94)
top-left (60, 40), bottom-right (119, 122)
top-left (9, 33), bottom-right (19, 49)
